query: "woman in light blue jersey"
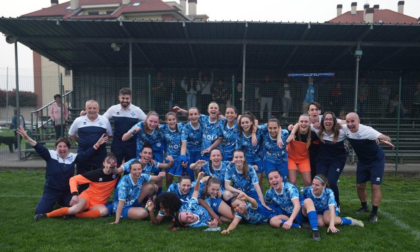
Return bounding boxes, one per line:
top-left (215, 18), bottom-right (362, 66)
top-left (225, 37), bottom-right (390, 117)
top-left (303, 174), bottom-right (364, 233)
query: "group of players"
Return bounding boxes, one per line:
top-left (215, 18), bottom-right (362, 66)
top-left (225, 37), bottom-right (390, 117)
top-left (20, 87), bottom-right (393, 241)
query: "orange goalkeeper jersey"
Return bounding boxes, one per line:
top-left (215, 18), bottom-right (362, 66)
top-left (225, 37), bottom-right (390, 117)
top-left (70, 169), bottom-right (120, 206)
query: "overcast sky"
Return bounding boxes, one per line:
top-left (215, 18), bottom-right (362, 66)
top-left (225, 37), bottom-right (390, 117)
top-left (0, 0), bottom-right (419, 89)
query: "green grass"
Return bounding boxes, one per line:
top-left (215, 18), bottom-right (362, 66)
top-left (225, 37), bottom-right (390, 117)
top-left (0, 171), bottom-right (419, 251)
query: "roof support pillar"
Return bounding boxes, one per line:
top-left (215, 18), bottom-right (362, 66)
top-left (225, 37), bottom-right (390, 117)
top-left (325, 26), bottom-right (372, 70)
top-left (14, 42), bottom-right (21, 161)
top-left (241, 43), bottom-right (246, 115)
top-left (183, 22), bottom-right (197, 69)
top-left (129, 42), bottom-right (132, 90)
top-left (119, 21), bottom-right (155, 69)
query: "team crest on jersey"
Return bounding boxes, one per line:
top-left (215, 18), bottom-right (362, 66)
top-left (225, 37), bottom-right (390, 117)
top-left (99, 178), bottom-right (103, 182)
top-left (112, 175), bottom-right (116, 179)
top-left (157, 143), bottom-right (161, 147)
top-left (83, 122), bottom-right (87, 125)
top-left (99, 122), bottom-right (103, 126)
top-left (117, 112), bottom-right (120, 115)
top-left (356, 134), bottom-right (362, 139)
top-left (131, 112), bottom-right (136, 117)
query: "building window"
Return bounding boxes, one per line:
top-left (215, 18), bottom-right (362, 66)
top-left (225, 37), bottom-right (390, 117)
top-left (106, 11), bottom-right (114, 15)
top-left (65, 69), bottom-right (71, 76)
top-left (88, 11), bottom-right (99, 15)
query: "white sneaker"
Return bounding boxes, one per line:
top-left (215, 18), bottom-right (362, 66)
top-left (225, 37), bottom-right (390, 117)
top-left (345, 217), bottom-right (364, 227)
top-left (337, 206), bottom-right (341, 213)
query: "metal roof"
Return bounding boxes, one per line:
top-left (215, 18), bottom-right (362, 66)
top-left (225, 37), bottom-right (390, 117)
top-left (0, 18), bottom-right (419, 71)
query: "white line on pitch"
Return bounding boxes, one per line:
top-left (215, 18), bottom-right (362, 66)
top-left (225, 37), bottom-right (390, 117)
top-left (380, 209), bottom-right (420, 239)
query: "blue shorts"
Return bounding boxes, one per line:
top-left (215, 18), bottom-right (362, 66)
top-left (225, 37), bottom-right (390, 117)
top-left (271, 205), bottom-right (306, 225)
top-left (317, 208), bottom-right (339, 216)
top-left (185, 150), bottom-right (202, 180)
top-left (257, 203), bottom-right (279, 219)
top-left (111, 140), bottom-right (136, 166)
top-left (168, 157), bottom-right (183, 177)
top-left (120, 200), bottom-right (142, 219)
top-left (263, 160), bottom-right (288, 181)
top-left (248, 159), bottom-right (264, 174)
top-left (245, 190), bottom-right (261, 204)
top-left (153, 150), bottom-right (164, 163)
top-left (207, 198), bottom-right (223, 215)
top-left (356, 158), bottom-right (385, 185)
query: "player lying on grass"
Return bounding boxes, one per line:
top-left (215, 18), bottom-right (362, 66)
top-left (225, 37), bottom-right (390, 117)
top-left (16, 125), bottom-right (108, 220)
top-left (172, 172), bottom-right (219, 229)
top-left (111, 161), bottom-right (165, 224)
top-left (200, 177), bottom-right (234, 223)
top-left (221, 192), bottom-right (300, 234)
top-left (35, 155), bottom-right (120, 220)
top-left (146, 193), bottom-right (183, 230)
top-left (303, 174), bottom-right (364, 233)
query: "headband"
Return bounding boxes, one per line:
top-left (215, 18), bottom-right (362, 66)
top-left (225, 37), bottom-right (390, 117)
top-left (315, 176), bottom-right (326, 185)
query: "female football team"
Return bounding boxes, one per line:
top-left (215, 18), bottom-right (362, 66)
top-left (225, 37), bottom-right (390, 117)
top-left (27, 100), bottom-right (378, 241)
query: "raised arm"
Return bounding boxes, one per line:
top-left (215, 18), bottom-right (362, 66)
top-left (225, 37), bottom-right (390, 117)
top-left (146, 199), bottom-right (165, 225)
top-left (149, 172), bottom-right (166, 182)
top-left (75, 134), bottom-right (109, 163)
top-left (16, 126), bottom-right (36, 147)
top-left (157, 157), bottom-right (174, 170)
top-left (189, 160), bottom-right (206, 170)
top-left (277, 126), bottom-right (284, 148)
top-left (172, 106), bottom-right (188, 116)
top-left (192, 172), bottom-right (205, 198)
top-left (122, 124), bottom-right (141, 141)
top-left (286, 123), bottom-right (299, 143)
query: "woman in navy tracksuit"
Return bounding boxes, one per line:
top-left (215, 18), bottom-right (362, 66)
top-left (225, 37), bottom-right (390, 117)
top-left (310, 112), bottom-right (346, 210)
top-left (16, 126), bottom-right (108, 219)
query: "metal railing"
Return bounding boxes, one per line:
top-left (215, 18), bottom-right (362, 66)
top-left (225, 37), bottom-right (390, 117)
top-left (30, 90), bottom-right (72, 142)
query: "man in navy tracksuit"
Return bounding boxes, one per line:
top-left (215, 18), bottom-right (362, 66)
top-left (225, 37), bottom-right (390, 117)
top-left (343, 112), bottom-right (393, 223)
top-left (103, 88), bottom-right (147, 166)
top-left (69, 100), bottom-right (113, 192)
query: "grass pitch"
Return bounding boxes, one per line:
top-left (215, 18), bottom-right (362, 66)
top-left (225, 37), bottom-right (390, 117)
top-left (0, 171), bottom-right (419, 252)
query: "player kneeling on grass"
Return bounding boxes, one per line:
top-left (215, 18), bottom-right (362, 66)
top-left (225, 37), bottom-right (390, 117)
top-left (221, 192), bottom-right (297, 234)
top-left (110, 161), bottom-right (165, 224)
top-left (173, 172), bottom-right (219, 229)
top-left (200, 177), bottom-right (235, 223)
top-left (265, 170), bottom-right (321, 241)
top-left (303, 174), bottom-right (364, 232)
top-left (35, 155), bottom-right (121, 220)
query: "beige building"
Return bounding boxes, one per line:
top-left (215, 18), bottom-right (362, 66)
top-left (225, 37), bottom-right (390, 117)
top-left (23, 0), bottom-right (208, 108)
